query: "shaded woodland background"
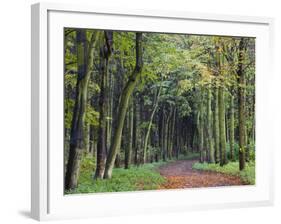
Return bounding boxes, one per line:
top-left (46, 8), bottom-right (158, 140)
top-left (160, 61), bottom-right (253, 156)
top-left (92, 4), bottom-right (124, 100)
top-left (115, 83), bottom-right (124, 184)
top-left (63, 29), bottom-right (255, 193)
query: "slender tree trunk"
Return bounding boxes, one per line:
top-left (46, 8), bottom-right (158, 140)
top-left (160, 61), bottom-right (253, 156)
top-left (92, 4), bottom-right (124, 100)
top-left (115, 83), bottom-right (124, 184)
top-left (158, 108), bottom-right (163, 161)
top-left (238, 38), bottom-right (246, 171)
top-left (213, 87), bottom-right (220, 163)
top-left (218, 85), bottom-right (227, 166)
top-left (198, 98), bottom-right (204, 163)
top-left (95, 31), bottom-right (113, 179)
top-left (245, 126), bottom-right (249, 162)
top-left (83, 123), bottom-right (90, 154)
top-left (229, 94), bottom-right (235, 161)
top-left (65, 30), bottom-right (99, 190)
top-left (225, 112), bottom-right (229, 144)
top-left (89, 125), bottom-right (95, 156)
top-left (163, 110), bottom-right (172, 161)
top-left (133, 96), bottom-right (141, 165)
top-left (125, 102), bottom-right (133, 169)
top-left (107, 63), bottom-right (114, 150)
top-left (104, 33), bottom-right (143, 179)
top-left (143, 85), bottom-right (162, 163)
top-left (169, 108), bottom-right (176, 158)
top-left (207, 87), bottom-right (215, 163)
top-left (95, 57), bottom-right (108, 178)
top-left (161, 108), bottom-right (166, 161)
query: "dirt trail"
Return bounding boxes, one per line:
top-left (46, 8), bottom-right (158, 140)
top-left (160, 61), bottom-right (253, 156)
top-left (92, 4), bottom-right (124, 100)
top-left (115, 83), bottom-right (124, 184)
top-left (157, 160), bottom-right (245, 189)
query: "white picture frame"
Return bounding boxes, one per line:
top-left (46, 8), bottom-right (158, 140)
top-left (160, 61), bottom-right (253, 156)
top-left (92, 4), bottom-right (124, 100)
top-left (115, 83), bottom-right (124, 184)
top-left (31, 2), bottom-right (274, 221)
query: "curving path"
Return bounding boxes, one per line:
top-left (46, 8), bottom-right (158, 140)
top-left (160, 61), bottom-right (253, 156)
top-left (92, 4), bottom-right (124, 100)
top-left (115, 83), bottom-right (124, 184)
top-left (157, 160), bottom-right (246, 189)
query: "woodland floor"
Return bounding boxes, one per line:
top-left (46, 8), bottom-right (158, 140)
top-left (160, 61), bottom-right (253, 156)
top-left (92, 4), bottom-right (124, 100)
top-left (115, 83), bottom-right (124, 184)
top-left (157, 159), bottom-right (246, 189)
top-left (67, 156), bottom-right (252, 194)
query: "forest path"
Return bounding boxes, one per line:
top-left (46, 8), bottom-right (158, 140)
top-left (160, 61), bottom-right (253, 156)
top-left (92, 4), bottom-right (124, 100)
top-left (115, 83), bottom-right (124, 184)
top-left (157, 159), bottom-right (245, 189)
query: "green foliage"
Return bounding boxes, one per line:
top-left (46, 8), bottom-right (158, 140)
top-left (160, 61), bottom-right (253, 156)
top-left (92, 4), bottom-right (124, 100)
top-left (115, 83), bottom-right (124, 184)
top-left (85, 105), bottom-right (99, 126)
top-left (139, 121), bottom-right (156, 131)
top-left (248, 144), bottom-right (256, 161)
top-left (64, 99), bottom-right (75, 129)
top-left (177, 152), bottom-right (200, 160)
top-left (87, 82), bottom-right (100, 96)
top-left (178, 79), bottom-right (193, 94)
top-left (226, 142), bottom-right (240, 161)
top-left (65, 74), bottom-right (77, 88)
top-left (192, 161), bottom-right (255, 185)
top-left (225, 141), bottom-right (255, 162)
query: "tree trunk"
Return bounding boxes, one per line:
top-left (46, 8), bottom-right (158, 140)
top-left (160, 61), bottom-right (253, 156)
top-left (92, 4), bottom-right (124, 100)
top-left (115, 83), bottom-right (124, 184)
top-left (125, 102), bottom-right (133, 169)
top-left (245, 126), bottom-right (249, 162)
top-left (238, 38), bottom-right (246, 171)
top-left (65, 30), bottom-right (99, 190)
top-left (95, 31), bottom-right (113, 179)
top-left (213, 87), bottom-right (220, 163)
top-left (133, 99), bottom-right (137, 165)
top-left (89, 125), bottom-right (95, 156)
top-left (169, 108), bottom-right (176, 158)
top-left (198, 98), bottom-right (204, 163)
top-left (158, 108), bottom-right (163, 161)
top-left (83, 123), bottom-right (90, 154)
top-left (161, 108), bottom-right (166, 161)
top-left (163, 109), bottom-right (172, 161)
top-left (104, 33), bottom-right (143, 179)
top-left (229, 94), bottom-right (235, 161)
top-left (218, 85), bottom-right (227, 166)
top-left (216, 44), bottom-right (227, 167)
top-left (207, 87), bottom-right (215, 163)
top-left (143, 84), bottom-right (162, 163)
top-left (107, 63), bottom-right (114, 151)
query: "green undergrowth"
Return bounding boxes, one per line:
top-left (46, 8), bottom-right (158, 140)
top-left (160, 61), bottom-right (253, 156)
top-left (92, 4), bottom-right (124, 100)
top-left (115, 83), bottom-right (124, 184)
top-left (177, 152), bottom-right (200, 160)
top-left (66, 157), bottom-right (167, 194)
top-left (192, 161), bottom-right (255, 185)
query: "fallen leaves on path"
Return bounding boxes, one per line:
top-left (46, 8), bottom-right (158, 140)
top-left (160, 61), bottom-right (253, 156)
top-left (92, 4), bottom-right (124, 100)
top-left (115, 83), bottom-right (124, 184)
top-left (157, 160), bottom-right (245, 189)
